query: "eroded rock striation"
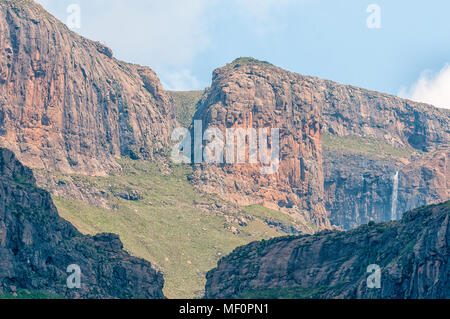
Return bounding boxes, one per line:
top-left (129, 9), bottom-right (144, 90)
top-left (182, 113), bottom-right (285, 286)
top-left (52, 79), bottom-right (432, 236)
top-left (320, 79), bottom-right (449, 229)
top-left (191, 58), bottom-right (329, 233)
top-left (191, 57), bottom-right (449, 231)
top-left (0, 0), bottom-right (448, 235)
top-left (321, 81), bottom-right (449, 152)
top-left (0, 148), bottom-right (165, 298)
top-left (324, 149), bottom-right (449, 229)
top-left (0, 0), bottom-right (175, 176)
top-left (205, 201), bottom-right (450, 299)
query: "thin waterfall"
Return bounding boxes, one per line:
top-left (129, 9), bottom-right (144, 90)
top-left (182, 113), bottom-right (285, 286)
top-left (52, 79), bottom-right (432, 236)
top-left (390, 171), bottom-right (399, 220)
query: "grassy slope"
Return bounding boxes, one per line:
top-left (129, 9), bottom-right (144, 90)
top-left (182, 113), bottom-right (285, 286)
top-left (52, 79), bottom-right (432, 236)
top-left (49, 159), bottom-right (291, 298)
top-left (39, 92), bottom-right (421, 299)
top-left (0, 289), bottom-right (61, 299)
top-left (242, 205), bottom-right (303, 233)
top-left (239, 282), bottom-right (348, 299)
top-left (322, 132), bottom-right (422, 159)
top-left (167, 90), bottom-right (203, 127)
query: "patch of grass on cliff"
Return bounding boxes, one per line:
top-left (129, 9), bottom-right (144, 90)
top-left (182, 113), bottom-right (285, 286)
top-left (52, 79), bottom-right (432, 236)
top-left (229, 57), bottom-right (274, 67)
top-left (168, 90), bottom-right (203, 127)
top-left (0, 289), bottom-right (62, 299)
top-left (167, 91), bottom-right (203, 127)
top-left (323, 133), bottom-right (422, 159)
top-left (242, 205), bottom-right (302, 233)
top-left (239, 282), bottom-right (348, 299)
top-left (50, 159), bottom-right (287, 299)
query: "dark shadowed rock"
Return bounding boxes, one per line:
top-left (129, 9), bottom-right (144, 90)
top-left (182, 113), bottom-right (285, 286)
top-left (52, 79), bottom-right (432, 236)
top-left (324, 149), bottom-right (449, 229)
top-left (0, 148), bottom-right (165, 298)
top-left (205, 201), bottom-right (450, 299)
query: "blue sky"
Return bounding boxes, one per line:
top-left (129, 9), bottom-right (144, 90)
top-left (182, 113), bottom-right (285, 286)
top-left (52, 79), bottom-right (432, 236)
top-left (35, 0), bottom-right (450, 109)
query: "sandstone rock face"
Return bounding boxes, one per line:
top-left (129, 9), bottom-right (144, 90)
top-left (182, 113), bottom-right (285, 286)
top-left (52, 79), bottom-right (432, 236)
top-left (323, 151), bottom-right (399, 229)
top-left (205, 201), bottom-right (450, 299)
top-left (399, 151), bottom-right (449, 211)
top-left (0, 0), bottom-right (175, 175)
top-left (0, 148), bottom-right (165, 298)
top-left (192, 58), bottom-right (449, 232)
top-left (0, 0), bottom-right (447, 237)
top-left (324, 150), bottom-right (449, 229)
top-left (320, 80), bottom-right (449, 230)
top-left (191, 59), bottom-right (329, 233)
top-left (321, 82), bottom-right (449, 152)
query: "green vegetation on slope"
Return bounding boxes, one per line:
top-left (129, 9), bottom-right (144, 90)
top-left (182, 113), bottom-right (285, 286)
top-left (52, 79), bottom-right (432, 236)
top-left (242, 205), bottom-right (303, 234)
top-left (0, 289), bottom-right (62, 299)
top-left (168, 90), bottom-right (203, 127)
top-left (47, 159), bottom-right (292, 298)
top-left (229, 57), bottom-right (274, 67)
top-left (323, 133), bottom-right (423, 159)
top-left (238, 283), bottom-right (348, 299)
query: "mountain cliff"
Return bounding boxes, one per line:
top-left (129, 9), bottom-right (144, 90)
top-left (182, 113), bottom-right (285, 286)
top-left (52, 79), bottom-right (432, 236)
top-left (0, 0), bottom-right (175, 176)
top-left (191, 58), bottom-right (329, 233)
top-left (0, 148), bottom-right (165, 298)
top-left (205, 201), bottom-right (450, 299)
top-left (324, 148), bottom-right (448, 229)
top-left (320, 77), bottom-right (449, 229)
top-left (190, 57), bottom-right (449, 231)
top-left (321, 79), bottom-right (448, 151)
top-left (0, 3), bottom-right (308, 298)
top-left (0, 0), bottom-right (448, 298)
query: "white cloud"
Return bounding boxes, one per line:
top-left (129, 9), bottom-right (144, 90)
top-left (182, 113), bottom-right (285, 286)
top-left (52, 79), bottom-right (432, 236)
top-left (35, 0), bottom-right (215, 90)
top-left (232, 0), bottom-right (295, 37)
top-left (236, 0), bottom-right (294, 18)
top-left (87, 0), bottom-right (213, 68)
top-left (161, 69), bottom-right (202, 91)
top-left (35, 0), bottom-right (213, 67)
top-left (34, 0), bottom-right (49, 7)
top-left (399, 64), bottom-right (450, 109)
top-left (34, 0), bottom-right (298, 90)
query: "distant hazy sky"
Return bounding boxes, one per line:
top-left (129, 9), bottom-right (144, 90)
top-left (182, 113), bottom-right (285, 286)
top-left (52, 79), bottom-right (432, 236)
top-left (35, 0), bottom-right (450, 109)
